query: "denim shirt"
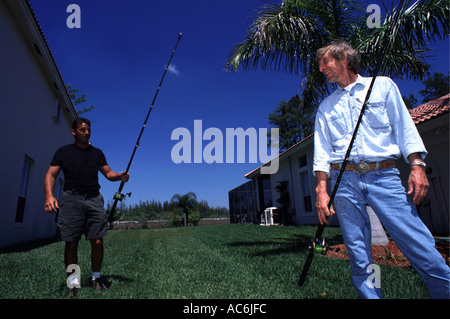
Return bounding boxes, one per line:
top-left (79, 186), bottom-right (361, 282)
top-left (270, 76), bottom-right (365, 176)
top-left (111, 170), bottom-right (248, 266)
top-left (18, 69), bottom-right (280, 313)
top-left (313, 75), bottom-right (427, 176)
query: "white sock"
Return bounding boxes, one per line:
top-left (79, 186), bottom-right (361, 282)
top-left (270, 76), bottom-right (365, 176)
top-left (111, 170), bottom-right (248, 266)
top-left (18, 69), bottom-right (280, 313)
top-left (92, 272), bottom-right (101, 280)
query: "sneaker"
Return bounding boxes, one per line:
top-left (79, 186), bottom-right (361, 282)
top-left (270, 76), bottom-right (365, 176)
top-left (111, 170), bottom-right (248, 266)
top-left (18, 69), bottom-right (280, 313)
top-left (68, 287), bottom-right (80, 298)
top-left (91, 278), bottom-right (107, 291)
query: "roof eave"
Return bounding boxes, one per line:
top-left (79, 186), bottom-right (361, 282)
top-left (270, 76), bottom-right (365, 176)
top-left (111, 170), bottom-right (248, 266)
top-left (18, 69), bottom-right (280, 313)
top-left (6, 0), bottom-right (78, 121)
top-left (245, 134), bottom-right (314, 179)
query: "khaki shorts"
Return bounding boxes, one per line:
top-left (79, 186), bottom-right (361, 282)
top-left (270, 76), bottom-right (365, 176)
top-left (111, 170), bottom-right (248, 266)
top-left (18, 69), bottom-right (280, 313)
top-left (57, 190), bottom-right (108, 242)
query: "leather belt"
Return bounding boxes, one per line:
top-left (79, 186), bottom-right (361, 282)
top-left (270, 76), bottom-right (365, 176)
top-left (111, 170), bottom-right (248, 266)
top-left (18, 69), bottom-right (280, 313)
top-left (330, 161), bottom-right (395, 174)
top-left (69, 189), bottom-right (100, 199)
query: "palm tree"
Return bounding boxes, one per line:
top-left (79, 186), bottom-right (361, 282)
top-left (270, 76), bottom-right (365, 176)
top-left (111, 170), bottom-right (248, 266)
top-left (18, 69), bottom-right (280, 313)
top-left (170, 192), bottom-right (198, 227)
top-left (225, 0), bottom-right (449, 108)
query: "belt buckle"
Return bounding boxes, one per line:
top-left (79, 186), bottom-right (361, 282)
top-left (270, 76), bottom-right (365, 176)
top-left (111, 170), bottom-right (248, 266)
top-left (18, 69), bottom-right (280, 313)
top-left (354, 162), bottom-right (370, 174)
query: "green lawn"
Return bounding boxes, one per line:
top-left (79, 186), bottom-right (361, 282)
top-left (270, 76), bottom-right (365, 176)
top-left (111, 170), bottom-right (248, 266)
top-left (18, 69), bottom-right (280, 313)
top-left (0, 224), bottom-right (429, 299)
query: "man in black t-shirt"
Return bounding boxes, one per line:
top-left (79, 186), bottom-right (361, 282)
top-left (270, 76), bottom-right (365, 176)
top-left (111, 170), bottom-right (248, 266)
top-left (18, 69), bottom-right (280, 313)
top-left (44, 118), bottom-right (129, 297)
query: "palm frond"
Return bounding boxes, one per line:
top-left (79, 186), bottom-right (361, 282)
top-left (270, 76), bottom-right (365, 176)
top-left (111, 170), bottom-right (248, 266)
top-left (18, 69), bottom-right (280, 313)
top-left (225, 0), bottom-right (449, 110)
top-left (358, 0), bottom-right (448, 80)
top-left (225, 0), bottom-right (360, 74)
top-left (400, 0), bottom-right (449, 43)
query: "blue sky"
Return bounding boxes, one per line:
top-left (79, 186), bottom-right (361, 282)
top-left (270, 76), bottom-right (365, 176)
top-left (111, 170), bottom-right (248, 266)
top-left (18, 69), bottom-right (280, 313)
top-left (30, 0), bottom-right (448, 208)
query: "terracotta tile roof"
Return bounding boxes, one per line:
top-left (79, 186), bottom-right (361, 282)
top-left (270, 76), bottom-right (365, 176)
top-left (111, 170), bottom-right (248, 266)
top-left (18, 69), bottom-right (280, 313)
top-left (409, 94), bottom-right (450, 125)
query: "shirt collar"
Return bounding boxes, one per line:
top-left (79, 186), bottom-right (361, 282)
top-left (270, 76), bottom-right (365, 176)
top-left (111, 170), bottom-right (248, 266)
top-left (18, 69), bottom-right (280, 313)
top-left (340, 74), bottom-right (365, 93)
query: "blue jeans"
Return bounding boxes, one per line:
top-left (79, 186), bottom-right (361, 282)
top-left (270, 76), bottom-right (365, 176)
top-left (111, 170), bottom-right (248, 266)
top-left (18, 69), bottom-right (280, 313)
top-left (331, 168), bottom-right (450, 299)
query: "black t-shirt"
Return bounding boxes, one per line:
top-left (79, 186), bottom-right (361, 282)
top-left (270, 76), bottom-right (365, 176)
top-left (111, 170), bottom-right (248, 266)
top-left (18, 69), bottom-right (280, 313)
top-left (50, 144), bottom-right (108, 193)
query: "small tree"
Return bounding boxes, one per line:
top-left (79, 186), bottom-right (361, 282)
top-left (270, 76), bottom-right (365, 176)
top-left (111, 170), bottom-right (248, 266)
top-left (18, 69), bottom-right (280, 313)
top-left (268, 95), bottom-right (315, 152)
top-left (403, 72), bottom-right (449, 108)
top-left (66, 83), bottom-right (95, 115)
top-left (170, 192), bottom-right (198, 227)
top-left (168, 208), bottom-right (184, 227)
top-left (419, 72), bottom-right (450, 102)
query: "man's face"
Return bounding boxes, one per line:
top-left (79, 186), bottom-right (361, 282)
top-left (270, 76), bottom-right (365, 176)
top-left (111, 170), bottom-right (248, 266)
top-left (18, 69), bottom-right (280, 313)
top-left (318, 52), bottom-right (347, 84)
top-left (72, 122), bottom-right (91, 144)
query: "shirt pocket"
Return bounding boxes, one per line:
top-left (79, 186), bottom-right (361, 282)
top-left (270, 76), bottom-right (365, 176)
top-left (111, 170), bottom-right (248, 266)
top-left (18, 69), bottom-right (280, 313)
top-left (365, 101), bottom-right (390, 130)
top-left (326, 113), bottom-right (349, 142)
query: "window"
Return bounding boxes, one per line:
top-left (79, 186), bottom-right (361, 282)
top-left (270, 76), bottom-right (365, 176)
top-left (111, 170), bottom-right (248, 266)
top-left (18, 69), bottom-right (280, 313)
top-left (228, 181), bottom-right (257, 224)
top-left (52, 101), bottom-right (62, 124)
top-left (298, 155), bottom-right (308, 169)
top-left (300, 171), bottom-right (312, 212)
top-left (15, 155), bottom-right (34, 223)
top-left (260, 175), bottom-right (273, 208)
top-left (298, 155), bottom-right (313, 214)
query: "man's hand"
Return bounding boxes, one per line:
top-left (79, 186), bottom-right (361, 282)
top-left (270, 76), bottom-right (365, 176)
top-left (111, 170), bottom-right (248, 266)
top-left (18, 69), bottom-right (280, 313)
top-left (45, 195), bottom-right (59, 214)
top-left (119, 171), bottom-right (130, 183)
top-left (407, 154), bottom-right (429, 205)
top-left (315, 191), bottom-right (335, 225)
top-left (44, 165), bottom-right (61, 214)
top-left (100, 165), bottom-right (130, 182)
top-left (315, 171), bottom-right (335, 225)
top-left (408, 165), bottom-right (429, 205)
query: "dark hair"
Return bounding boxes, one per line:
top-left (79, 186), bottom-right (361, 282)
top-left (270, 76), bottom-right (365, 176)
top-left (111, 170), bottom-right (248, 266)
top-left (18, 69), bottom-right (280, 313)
top-left (316, 41), bottom-right (360, 74)
top-left (72, 117), bottom-right (91, 130)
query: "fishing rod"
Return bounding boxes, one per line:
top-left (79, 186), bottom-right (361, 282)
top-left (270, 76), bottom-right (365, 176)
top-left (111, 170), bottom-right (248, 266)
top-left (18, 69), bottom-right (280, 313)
top-left (109, 33), bottom-right (183, 218)
top-left (298, 0), bottom-right (405, 286)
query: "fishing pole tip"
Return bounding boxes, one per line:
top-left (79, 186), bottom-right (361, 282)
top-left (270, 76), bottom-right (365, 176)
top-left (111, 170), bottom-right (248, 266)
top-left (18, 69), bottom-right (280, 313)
top-left (178, 33), bottom-right (183, 39)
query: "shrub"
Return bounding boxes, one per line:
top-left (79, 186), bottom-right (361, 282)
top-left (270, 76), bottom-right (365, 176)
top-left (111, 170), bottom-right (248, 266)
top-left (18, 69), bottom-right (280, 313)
top-left (189, 211), bottom-right (200, 226)
top-left (168, 210), bottom-right (184, 227)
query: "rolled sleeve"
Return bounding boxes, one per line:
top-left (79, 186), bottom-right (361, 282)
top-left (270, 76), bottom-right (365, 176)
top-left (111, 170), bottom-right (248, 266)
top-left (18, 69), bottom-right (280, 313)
top-left (385, 79), bottom-right (427, 163)
top-left (313, 109), bottom-right (332, 176)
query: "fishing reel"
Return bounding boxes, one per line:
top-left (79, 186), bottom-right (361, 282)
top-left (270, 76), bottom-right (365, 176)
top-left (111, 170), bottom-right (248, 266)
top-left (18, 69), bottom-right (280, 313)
top-left (113, 192), bottom-right (132, 201)
top-left (308, 238), bottom-right (340, 255)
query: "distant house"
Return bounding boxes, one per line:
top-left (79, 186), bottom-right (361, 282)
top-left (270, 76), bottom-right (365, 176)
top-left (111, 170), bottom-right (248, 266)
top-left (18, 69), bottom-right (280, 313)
top-left (0, 0), bottom-right (77, 249)
top-left (404, 94), bottom-right (449, 235)
top-left (229, 94), bottom-right (449, 235)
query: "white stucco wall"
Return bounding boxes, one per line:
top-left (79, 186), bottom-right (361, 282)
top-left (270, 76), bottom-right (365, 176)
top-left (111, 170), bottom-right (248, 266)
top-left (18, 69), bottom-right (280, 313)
top-left (0, 1), bottom-right (76, 248)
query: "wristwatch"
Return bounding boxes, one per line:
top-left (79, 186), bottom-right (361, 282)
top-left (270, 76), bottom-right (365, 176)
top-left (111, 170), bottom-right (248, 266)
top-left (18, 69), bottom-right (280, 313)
top-left (411, 160), bottom-right (426, 168)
